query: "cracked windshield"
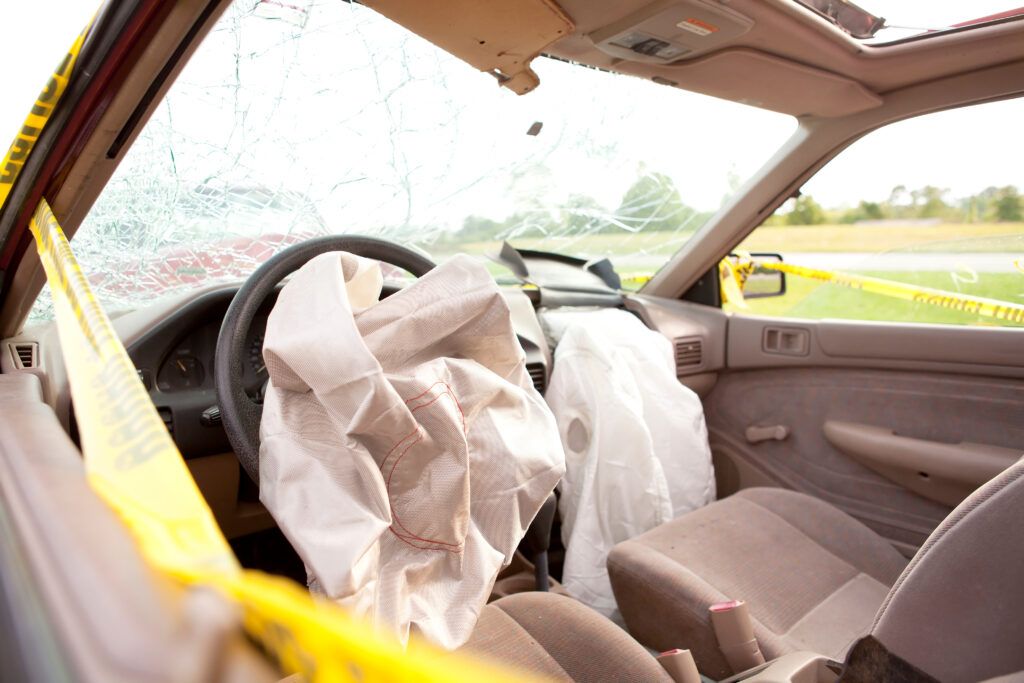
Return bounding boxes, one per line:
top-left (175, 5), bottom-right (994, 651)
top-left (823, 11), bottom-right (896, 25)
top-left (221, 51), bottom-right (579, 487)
top-left (29, 0), bottom-right (793, 321)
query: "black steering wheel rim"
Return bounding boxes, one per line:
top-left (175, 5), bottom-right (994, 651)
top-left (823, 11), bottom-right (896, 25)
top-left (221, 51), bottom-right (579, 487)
top-left (215, 235), bottom-right (436, 485)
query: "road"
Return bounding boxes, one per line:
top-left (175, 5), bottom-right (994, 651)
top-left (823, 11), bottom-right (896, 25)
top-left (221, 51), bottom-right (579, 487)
top-left (783, 252), bottom-right (1020, 274)
top-left (612, 251), bottom-right (1022, 275)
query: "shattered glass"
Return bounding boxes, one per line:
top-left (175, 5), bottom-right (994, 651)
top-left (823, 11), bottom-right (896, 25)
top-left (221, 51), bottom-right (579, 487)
top-left (29, 0), bottom-right (792, 321)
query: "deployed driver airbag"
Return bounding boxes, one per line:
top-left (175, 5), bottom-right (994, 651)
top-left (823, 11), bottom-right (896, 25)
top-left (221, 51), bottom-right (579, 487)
top-left (258, 252), bottom-right (565, 650)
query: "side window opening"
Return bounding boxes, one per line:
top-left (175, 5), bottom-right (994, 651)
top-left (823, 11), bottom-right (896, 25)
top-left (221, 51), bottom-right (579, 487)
top-left (726, 98), bottom-right (1024, 328)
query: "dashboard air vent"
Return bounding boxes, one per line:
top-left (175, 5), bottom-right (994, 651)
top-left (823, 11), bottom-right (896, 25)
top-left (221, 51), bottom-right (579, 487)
top-left (674, 337), bottom-right (702, 375)
top-left (526, 362), bottom-right (547, 394)
top-left (10, 342), bottom-right (37, 369)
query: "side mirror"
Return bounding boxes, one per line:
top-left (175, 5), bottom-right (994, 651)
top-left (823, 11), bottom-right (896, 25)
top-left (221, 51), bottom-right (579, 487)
top-left (738, 252), bottom-right (786, 299)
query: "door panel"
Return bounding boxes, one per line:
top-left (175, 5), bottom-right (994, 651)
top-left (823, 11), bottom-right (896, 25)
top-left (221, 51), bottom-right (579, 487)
top-left (0, 371), bottom-right (279, 682)
top-left (630, 297), bottom-right (1024, 553)
top-left (703, 358), bottom-right (1024, 552)
top-left (728, 314), bottom-right (1024, 377)
top-left (699, 97), bottom-right (1024, 552)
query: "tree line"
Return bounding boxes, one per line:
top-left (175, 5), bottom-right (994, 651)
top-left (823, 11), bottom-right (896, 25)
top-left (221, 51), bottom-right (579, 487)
top-left (772, 184), bottom-right (1023, 227)
top-left (443, 168), bottom-right (1024, 246)
top-left (443, 166), bottom-right (716, 246)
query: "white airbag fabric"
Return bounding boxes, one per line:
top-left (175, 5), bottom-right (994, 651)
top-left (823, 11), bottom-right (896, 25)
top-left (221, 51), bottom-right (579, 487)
top-left (259, 252), bottom-right (565, 650)
top-left (541, 308), bottom-right (714, 616)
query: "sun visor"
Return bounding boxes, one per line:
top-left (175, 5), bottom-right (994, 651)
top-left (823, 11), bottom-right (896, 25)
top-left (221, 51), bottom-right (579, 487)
top-left (361, 0), bottom-right (574, 95)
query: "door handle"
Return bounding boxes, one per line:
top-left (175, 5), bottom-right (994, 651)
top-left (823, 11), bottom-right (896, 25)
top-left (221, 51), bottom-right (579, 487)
top-left (745, 425), bottom-right (790, 444)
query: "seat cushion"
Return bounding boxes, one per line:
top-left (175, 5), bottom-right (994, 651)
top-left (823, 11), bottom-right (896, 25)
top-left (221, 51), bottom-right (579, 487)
top-left (460, 592), bottom-right (672, 682)
top-left (607, 487), bottom-right (908, 679)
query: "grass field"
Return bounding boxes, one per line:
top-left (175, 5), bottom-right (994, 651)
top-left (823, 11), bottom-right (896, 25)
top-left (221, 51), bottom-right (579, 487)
top-left (724, 271), bottom-right (1024, 327)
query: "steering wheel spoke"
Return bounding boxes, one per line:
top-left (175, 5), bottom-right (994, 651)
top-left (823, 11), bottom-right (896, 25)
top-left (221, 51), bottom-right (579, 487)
top-left (215, 235), bottom-right (435, 485)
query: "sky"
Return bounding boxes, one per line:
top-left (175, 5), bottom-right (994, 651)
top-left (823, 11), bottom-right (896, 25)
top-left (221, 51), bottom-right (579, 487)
top-left (857, 0), bottom-right (1024, 38)
top-left (0, 2), bottom-right (98, 151)
top-left (1, 0), bottom-right (1021, 219)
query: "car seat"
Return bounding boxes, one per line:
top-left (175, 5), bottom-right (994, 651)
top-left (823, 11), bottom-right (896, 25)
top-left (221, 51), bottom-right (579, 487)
top-left (605, 460), bottom-right (1024, 681)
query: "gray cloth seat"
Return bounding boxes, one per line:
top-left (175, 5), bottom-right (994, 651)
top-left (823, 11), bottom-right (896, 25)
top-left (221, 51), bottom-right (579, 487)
top-left (459, 463), bottom-right (1024, 681)
top-left (607, 487), bottom-right (908, 678)
top-left (460, 592), bottom-right (671, 681)
top-left (608, 474), bottom-right (1024, 682)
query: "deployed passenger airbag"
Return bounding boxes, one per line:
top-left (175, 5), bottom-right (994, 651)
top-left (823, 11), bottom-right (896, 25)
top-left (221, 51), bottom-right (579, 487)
top-left (542, 308), bottom-right (715, 616)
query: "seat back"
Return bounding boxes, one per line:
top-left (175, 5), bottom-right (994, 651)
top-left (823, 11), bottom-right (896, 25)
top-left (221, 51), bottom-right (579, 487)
top-left (870, 458), bottom-right (1024, 682)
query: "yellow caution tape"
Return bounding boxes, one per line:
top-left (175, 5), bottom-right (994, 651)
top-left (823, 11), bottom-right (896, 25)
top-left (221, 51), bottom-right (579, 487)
top-left (0, 22), bottom-right (89, 211)
top-left (30, 198), bottom-right (539, 682)
top-left (730, 254), bottom-right (1024, 324)
top-left (717, 258), bottom-right (748, 309)
top-left (728, 250), bottom-right (756, 288)
top-left (621, 274), bottom-right (653, 291)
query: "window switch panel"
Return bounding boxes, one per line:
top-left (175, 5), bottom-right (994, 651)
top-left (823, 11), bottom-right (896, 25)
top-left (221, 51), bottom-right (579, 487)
top-left (762, 326), bottom-right (810, 356)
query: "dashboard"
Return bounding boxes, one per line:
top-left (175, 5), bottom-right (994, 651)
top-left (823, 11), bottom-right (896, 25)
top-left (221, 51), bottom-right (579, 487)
top-left (152, 312), bottom-right (271, 401)
top-left (1, 273), bottom-right (711, 540)
top-left (123, 284), bottom-right (552, 461)
top-left (154, 315), bottom-right (268, 396)
top-left (124, 288), bottom-right (271, 459)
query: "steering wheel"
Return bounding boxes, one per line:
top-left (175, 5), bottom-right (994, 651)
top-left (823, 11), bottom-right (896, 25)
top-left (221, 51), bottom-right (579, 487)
top-left (215, 235), bottom-right (436, 485)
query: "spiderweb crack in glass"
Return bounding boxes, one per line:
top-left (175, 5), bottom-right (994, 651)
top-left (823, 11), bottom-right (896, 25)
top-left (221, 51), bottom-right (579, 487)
top-left (30, 0), bottom-right (792, 320)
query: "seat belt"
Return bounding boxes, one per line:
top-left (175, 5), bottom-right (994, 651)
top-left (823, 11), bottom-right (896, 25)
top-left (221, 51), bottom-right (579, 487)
top-left (710, 600), bottom-right (766, 675)
top-left (658, 648), bottom-right (702, 683)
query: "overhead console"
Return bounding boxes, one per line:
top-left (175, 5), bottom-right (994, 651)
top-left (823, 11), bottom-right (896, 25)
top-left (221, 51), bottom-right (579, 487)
top-left (589, 0), bottom-right (754, 64)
